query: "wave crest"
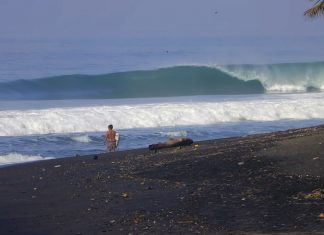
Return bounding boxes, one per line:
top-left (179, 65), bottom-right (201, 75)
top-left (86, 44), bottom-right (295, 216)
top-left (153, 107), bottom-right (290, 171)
top-left (1, 61), bottom-right (323, 100)
top-left (0, 66), bottom-right (265, 100)
top-left (218, 61), bottom-right (324, 93)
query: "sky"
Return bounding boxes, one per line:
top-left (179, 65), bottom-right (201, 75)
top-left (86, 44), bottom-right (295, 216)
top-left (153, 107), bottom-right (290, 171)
top-left (0, 0), bottom-right (323, 39)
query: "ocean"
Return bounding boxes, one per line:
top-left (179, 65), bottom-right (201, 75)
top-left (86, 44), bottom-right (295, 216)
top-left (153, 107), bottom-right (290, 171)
top-left (1, 38), bottom-right (324, 166)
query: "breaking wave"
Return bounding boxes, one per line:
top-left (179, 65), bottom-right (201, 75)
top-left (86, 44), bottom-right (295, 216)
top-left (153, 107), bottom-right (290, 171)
top-left (218, 61), bottom-right (324, 93)
top-left (1, 61), bottom-right (323, 100)
top-left (1, 93), bottom-right (324, 136)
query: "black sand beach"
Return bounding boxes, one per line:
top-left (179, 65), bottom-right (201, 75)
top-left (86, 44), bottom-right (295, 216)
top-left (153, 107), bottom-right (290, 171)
top-left (0, 126), bottom-right (324, 235)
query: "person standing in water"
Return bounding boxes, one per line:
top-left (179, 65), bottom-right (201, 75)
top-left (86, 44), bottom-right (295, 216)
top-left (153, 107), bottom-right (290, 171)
top-left (105, 124), bottom-right (117, 152)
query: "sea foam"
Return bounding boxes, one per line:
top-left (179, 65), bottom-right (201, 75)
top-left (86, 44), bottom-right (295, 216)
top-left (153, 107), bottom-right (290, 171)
top-left (71, 135), bottom-right (92, 143)
top-left (0, 153), bottom-right (53, 166)
top-left (218, 61), bottom-right (324, 93)
top-left (1, 93), bottom-right (324, 137)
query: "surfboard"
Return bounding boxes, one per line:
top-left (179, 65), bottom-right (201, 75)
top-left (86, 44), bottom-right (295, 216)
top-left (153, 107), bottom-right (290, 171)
top-left (115, 132), bottom-right (120, 147)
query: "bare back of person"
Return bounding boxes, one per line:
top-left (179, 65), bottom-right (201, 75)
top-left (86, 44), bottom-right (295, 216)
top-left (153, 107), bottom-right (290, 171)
top-left (106, 130), bottom-right (116, 142)
top-left (106, 125), bottom-right (117, 152)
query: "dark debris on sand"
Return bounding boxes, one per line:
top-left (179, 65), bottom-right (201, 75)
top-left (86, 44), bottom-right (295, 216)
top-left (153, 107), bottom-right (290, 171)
top-left (0, 126), bottom-right (324, 234)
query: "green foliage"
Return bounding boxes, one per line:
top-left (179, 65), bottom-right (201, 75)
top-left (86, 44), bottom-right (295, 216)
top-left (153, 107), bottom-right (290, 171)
top-left (304, 0), bottom-right (324, 17)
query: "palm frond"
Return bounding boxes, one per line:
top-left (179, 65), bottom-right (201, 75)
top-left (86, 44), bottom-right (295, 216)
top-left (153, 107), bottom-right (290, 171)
top-left (304, 1), bottom-right (324, 17)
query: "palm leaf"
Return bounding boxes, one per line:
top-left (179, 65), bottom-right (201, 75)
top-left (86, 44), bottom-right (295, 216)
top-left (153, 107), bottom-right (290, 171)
top-left (304, 1), bottom-right (324, 17)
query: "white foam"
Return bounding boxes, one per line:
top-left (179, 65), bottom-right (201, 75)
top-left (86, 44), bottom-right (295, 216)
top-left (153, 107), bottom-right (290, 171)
top-left (1, 93), bottom-right (324, 136)
top-left (0, 153), bottom-right (53, 166)
top-left (71, 135), bottom-right (92, 143)
top-left (266, 85), bottom-right (307, 93)
top-left (159, 131), bottom-right (188, 138)
top-left (217, 64), bottom-right (324, 93)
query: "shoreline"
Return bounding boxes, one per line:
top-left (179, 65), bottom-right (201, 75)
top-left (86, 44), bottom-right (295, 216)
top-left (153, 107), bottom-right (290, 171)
top-left (1, 121), bottom-right (323, 170)
top-left (0, 125), bottom-right (323, 234)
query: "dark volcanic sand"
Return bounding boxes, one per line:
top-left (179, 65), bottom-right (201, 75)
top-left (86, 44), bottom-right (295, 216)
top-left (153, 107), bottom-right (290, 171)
top-left (0, 126), bottom-right (324, 235)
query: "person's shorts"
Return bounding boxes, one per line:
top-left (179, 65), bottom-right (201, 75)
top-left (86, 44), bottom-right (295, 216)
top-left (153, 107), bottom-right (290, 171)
top-left (108, 141), bottom-right (116, 149)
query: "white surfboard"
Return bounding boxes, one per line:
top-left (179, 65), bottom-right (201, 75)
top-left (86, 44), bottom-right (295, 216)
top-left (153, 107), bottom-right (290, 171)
top-left (115, 132), bottom-right (120, 147)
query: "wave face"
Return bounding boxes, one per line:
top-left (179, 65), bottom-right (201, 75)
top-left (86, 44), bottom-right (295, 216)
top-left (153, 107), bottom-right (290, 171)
top-left (219, 61), bottom-right (324, 93)
top-left (0, 66), bottom-right (264, 100)
top-left (1, 93), bottom-right (324, 136)
top-left (0, 61), bottom-right (323, 100)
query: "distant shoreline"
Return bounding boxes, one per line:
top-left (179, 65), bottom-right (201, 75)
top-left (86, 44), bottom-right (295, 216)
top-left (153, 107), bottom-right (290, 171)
top-left (0, 125), bottom-right (323, 234)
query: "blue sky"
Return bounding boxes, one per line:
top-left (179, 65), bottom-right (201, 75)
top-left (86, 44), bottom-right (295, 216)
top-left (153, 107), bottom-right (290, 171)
top-left (0, 0), bottom-right (323, 39)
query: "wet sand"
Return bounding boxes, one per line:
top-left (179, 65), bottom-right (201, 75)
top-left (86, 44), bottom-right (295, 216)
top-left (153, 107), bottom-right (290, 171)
top-left (0, 125), bottom-right (324, 234)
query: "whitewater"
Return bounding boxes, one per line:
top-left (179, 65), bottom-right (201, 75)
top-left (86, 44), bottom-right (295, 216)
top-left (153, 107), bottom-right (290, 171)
top-left (1, 93), bottom-right (324, 136)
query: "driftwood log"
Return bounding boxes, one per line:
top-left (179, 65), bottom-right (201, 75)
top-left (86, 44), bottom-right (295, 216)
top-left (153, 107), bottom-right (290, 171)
top-left (149, 138), bottom-right (193, 153)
